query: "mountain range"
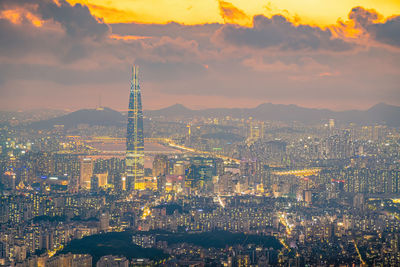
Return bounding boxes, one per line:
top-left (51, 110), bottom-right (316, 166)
top-left (29, 103), bottom-right (400, 129)
top-left (146, 102), bottom-right (400, 127)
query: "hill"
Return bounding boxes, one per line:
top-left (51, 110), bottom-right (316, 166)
top-left (60, 231), bottom-right (167, 265)
top-left (30, 107), bottom-right (125, 129)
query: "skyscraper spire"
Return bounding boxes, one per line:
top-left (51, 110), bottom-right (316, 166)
top-left (126, 65), bottom-right (144, 190)
top-left (131, 65), bottom-right (138, 91)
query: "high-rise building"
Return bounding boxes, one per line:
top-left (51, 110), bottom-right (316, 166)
top-left (329, 118), bottom-right (335, 130)
top-left (91, 176), bottom-right (99, 192)
top-left (95, 172), bottom-right (108, 187)
top-left (303, 190), bottom-right (312, 203)
top-left (126, 65), bottom-right (145, 190)
top-left (79, 158), bottom-right (93, 190)
top-left (99, 212), bottom-right (110, 232)
top-left (248, 120), bottom-right (265, 141)
top-left (0, 241), bottom-right (6, 259)
top-left (153, 155), bottom-right (168, 192)
top-left (152, 154), bottom-right (169, 177)
top-left (186, 164), bottom-right (213, 191)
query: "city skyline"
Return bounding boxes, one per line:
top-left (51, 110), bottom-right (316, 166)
top-left (1, 100), bottom-right (399, 265)
top-left (1, 1), bottom-right (400, 266)
top-left (0, 0), bottom-right (399, 111)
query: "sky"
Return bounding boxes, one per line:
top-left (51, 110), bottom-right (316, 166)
top-left (0, 0), bottom-right (399, 111)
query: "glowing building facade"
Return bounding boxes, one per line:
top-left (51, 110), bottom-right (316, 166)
top-left (80, 158), bottom-right (93, 190)
top-left (126, 66), bottom-right (145, 190)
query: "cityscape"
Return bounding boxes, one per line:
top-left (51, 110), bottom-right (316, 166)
top-left (1, 0), bottom-right (400, 267)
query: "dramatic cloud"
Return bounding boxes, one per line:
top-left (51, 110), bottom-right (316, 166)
top-left (0, 0), bottom-right (109, 63)
top-left (0, 0), bottom-right (109, 38)
top-left (215, 14), bottom-right (353, 51)
top-left (374, 16), bottom-right (400, 46)
top-left (349, 7), bottom-right (400, 47)
top-left (0, 0), bottom-right (399, 110)
top-left (38, 1), bottom-right (109, 38)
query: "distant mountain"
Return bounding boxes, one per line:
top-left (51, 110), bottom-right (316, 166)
top-left (29, 103), bottom-right (400, 129)
top-left (30, 107), bottom-right (125, 129)
top-left (146, 104), bottom-right (195, 117)
top-left (364, 103), bottom-right (400, 126)
top-left (145, 103), bottom-right (400, 126)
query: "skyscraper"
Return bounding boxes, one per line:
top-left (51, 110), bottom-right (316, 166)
top-left (126, 65), bottom-right (145, 190)
top-left (80, 158), bottom-right (93, 190)
top-left (152, 154), bottom-right (169, 177)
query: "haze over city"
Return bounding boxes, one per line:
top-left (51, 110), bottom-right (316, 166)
top-left (1, 1), bottom-right (400, 267)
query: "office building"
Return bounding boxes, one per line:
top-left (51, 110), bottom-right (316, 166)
top-left (126, 65), bottom-right (145, 190)
top-left (80, 158), bottom-right (93, 190)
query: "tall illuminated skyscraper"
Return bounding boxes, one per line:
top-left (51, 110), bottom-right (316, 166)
top-left (126, 65), bottom-right (144, 190)
top-left (80, 158), bottom-right (93, 190)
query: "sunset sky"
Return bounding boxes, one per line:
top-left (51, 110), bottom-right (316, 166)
top-left (0, 0), bottom-right (399, 110)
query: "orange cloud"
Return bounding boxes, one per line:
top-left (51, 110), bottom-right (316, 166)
top-left (319, 71), bottom-right (339, 77)
top-left (218, 1), bottom-right (251, 26)
top-left (329, 7), bottom-right (400, 49)
top-left (0, 8), bottom-right (43, 27)
top-left (52, 0), bottom-right (62, 7)
top-left (0, 9), bottom-right (21, 24)
top-left (26, 12), bottom-right (43, 27)
top-left (109, 34), bottom-right (151, 41)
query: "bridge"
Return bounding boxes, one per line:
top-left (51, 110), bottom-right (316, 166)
top-left (271, 168), bottom-right (321, 177)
